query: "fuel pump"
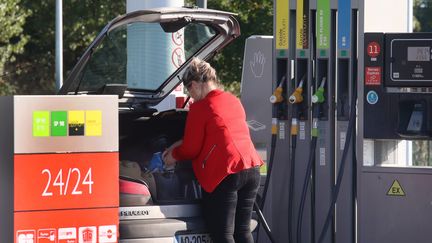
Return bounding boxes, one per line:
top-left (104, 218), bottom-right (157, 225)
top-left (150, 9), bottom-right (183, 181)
top-left (290, 0), bottom-right (314, 242)
top-left (335, 1), bottom-right (358, 243)
top-left (268, 0), bottom-right (294, 242)
top-left (288, 75), bottom-right (305, 243)
top-left (313, 1), bottom-right (336, 242)
top-left (358, 31), bottom-right (432, 243)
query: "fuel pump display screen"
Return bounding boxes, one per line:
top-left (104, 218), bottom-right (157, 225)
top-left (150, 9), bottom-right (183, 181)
top-left (385, 33), bottom-right (432, 87)
top-left (407, 47), bottom-right (430, 62)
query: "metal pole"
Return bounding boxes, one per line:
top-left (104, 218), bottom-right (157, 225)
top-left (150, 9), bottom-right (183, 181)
top-left (408, 0), bottom-right (413, 32)
top-left (197, 0), bottom-right (207, 8)
top-left (55, 0), bottom-right (63, 91)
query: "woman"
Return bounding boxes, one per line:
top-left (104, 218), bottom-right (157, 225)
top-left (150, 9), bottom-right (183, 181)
top-left (163, 57), bottom-right (263, 243)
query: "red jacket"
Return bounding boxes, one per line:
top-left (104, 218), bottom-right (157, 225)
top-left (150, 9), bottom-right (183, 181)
top-left (172, 89), bottom-right (263, 193)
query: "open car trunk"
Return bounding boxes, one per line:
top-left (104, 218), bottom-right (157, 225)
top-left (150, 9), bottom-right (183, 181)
top-left (59, 7), bottom-right (257, 242)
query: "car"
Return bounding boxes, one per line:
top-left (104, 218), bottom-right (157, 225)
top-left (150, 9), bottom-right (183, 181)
top-left (58, 7), bottom-right (257, 243)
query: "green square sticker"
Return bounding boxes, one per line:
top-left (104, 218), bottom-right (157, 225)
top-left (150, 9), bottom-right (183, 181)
top-left (33, 111), bottom-right (50, 137)
top-left (320, 49), bottom-right (326, 57)
top-left (51, 111), bottom-right (67, 136)
top-left (341, 50), bottom-right (347, 57)
top-left (300, 50), bottom-right (305, 57)
top-left (278, 50), bottom-right (286, 57)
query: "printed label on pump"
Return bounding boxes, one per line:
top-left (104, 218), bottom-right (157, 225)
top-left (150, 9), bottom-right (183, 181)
top-left (319, 148), bottom-right (326, 166)
top-left (338, 0), bottom-right (351, 49)
top-left (339, 131), bottom-right (346, 150)
top-left (365, 67), bottom-right (382, 85)
top-left (299, 122), bottom-right (306, 140)
top-left (317, 0), bottom-right (330, 50)
top-left (278, 121), bottom-right (286, 140)
top-left (275, 0), bottom-right (289, 51)
top-left (296, 0), bottom-right (309, 49)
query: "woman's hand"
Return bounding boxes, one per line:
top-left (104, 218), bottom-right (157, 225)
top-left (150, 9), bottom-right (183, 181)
top-left (162, 140), bottom-right (183, 166)
top-left (162, 148), bottom-right (177, 166)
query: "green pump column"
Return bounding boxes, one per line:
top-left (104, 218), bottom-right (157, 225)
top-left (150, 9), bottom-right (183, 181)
top-left (313, 0), bottom-right (336, 242)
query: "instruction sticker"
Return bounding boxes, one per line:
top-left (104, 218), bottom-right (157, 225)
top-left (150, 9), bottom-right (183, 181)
top-left (365, 67), bottom-right (381, 86)
top-left (387, 180), bottom-right (406, 196)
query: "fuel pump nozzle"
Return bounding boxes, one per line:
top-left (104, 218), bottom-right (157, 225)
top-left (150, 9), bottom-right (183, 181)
top-left (289, 75), bottom-right (306, 104)
top-left (312, 77), bottom-right (326, 104)
top-left (269, 76), bottom-right (287, 104)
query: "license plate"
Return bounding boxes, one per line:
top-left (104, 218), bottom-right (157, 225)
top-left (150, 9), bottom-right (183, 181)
top-left (175, 233), bottom-right (213, 243)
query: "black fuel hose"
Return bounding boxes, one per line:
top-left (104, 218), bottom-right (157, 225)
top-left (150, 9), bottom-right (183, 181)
top-left (260, 129), bottom-right (277, 209)
top-left (288, 106), bottom-right (298, 243)
top-left (256, 75), bottom-right (286, 243)
top-left (296, 105), bottom-right (320, 243)
top-left (260, 75), bottom-right (286, 209)
top-left (254, 201), bottom-right (276, 243)
top-left (316, 82), bottom-right (357, 243)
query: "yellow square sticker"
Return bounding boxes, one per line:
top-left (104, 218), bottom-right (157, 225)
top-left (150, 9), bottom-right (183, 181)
top-left (69, 110), bottom-right (85, 124)
top-left (85, 110), bottom-right (102, 136)
top-left (69, 110), bottom-right (85, 136)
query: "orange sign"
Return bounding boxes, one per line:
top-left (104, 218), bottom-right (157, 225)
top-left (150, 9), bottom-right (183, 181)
top-left (14, 153), bottom-right (119, 211)
top-left (15, 208), bottom-right (118, 243)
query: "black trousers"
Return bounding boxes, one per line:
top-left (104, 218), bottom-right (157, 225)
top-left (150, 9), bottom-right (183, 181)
top-left (202, 166), bottom-right (260, 243)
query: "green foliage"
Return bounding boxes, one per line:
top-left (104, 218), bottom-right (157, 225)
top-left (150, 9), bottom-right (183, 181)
top-left (414, 0), bottom-right (432, 32)
top-left (3, 0), bottom-right (126, 95)
top-left (3, 0), bottom-right (271, 95)
top-left (186, 0), bottom-right (273, 95)
top-left (206, 0), bottom-right (273, 95)
top-left (0, 0), bottom-right (30, 95)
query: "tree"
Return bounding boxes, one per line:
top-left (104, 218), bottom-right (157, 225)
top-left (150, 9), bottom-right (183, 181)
top-left (183, 0), bottom-right (273, 94)
top-left (4, 0), bottom-right (272, 95)
top-left (0, 0), bottom-right (30, 95)
top-left (4, 0), bottom-right (125, 95)
top-left (414, 0), bottom-right (432, 32)
top-left (206, 0), bottom-right (273, 95)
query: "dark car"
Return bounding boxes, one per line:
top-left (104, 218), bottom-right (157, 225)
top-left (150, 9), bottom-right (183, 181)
top-left (59, 7), bottom-right (257, 243)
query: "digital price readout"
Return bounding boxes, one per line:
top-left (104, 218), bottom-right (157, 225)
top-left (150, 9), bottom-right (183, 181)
top-left (407, 46), bottom-right (430, 62)
top-left (385, 33), bottom-right (432, 86)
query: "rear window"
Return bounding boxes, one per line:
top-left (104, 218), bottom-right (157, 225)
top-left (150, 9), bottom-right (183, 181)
top-left (75, 22), bottom-right (216, 92)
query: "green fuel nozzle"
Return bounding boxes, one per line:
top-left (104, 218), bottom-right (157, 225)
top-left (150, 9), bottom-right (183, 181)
top-left (312, 77), bottom-right (326, 104)
top-left (270, 76), bottom-right (286, 104)
top-left (289, 76), bottom-right (306, 104)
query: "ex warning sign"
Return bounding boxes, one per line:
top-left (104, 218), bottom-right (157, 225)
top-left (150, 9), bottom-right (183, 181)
top-left (387, 180), bottom-right (406, 196)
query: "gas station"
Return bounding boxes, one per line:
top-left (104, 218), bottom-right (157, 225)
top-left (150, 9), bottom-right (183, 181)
top-left (1, 0), bottom-right (432, 242)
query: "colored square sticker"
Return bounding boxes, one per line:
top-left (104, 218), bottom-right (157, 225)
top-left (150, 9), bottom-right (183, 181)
top-left (68, 110), bottom-right (85, 136)
top-left (51, 111), bottom-right (67, 136)
top-left (341, 50), bottom-right (347, 57)
top-left (320, 49), bottom-right (326, 57)
top-left (278, 50), bottom-right (286, 57)
top-left (299, 50), bottom-right (305, 57)
top-left (33, 111), bottom-right (50, 137)
top-left (86, 110), bottom-right (102, 136)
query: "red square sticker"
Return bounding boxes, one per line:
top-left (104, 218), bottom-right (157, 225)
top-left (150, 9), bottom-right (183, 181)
top-left (365, 66), bottom-right (381, 86)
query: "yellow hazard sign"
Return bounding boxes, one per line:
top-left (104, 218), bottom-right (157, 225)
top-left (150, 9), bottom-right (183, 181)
top-left (387, 180), bottom-right (405, 196)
